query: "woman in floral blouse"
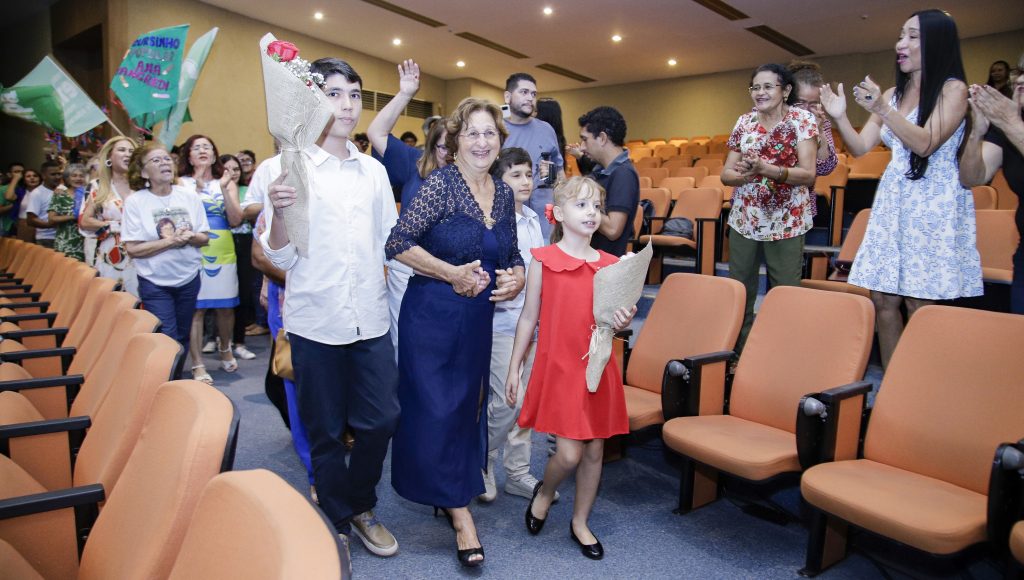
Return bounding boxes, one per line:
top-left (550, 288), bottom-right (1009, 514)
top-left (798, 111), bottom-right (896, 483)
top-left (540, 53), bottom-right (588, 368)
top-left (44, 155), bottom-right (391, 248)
top-left (721, 63), bottom-right (819, 353)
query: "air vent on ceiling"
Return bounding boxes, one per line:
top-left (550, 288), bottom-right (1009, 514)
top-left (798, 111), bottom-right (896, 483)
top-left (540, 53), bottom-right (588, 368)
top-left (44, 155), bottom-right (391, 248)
top-left (455, 32), bottom-right (529, 59)
top-left (690, 0), bottom-right (748, 21)
top-left (535, 63), bottom-right (595, 84)
top-left (361, 90), bottom-right (434, 119)
top-left (745, 25), bottom-right (814, 56)
top-left (359, 0), bottom-right (445, 27)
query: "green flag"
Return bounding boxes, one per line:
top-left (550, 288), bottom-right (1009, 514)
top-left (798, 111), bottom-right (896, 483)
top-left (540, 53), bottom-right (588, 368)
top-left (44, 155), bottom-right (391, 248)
top-left (0, 56), bottom-right (108, 137)
top-left (157, 27), bottom-right (218, 149)
top-left (111, 24), bottom-right (189, 127)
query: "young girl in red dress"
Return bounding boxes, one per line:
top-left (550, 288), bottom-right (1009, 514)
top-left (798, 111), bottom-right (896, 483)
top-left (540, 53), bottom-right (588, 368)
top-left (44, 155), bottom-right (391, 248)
top-left (505, 176), bottom-right (636, 560)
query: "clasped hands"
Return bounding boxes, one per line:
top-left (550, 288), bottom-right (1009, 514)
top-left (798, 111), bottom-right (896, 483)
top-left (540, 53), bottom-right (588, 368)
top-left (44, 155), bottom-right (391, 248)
top-left (734, 151), bottom-right (765, 181)
top-left (449, 261), bottom-right (524, 301)
top-left (967, 82), bottom-right (1022, 137)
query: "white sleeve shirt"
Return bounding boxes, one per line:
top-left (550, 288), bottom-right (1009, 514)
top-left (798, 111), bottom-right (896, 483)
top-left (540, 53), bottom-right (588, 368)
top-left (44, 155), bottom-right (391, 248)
top-left (492, 205), bottom-right (546, 337)
top-left (259, 142), bottom-right (399, 345)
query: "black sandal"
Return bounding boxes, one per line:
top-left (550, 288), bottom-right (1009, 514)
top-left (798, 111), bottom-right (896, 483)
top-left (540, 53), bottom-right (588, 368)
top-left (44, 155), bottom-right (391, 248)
top-left (434, 507), bottom-right (485, 567)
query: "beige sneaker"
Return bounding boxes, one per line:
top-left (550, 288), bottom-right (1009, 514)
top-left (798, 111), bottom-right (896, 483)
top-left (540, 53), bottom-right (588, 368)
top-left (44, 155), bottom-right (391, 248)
top-left (351, 510), bottom-right (398, 557)
top-left (478, 451), bottom-right (497, 502)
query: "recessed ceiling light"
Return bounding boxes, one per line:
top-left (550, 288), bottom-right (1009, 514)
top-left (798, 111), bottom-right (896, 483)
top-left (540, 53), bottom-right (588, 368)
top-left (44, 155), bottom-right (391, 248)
top-left (392, 38), bottom-right (402, 46)
top-left (543, 6), bottom-right (553, 15)
top-left (611, 34), bottom-right (622, 43)
top-left (313, 11), bottom-right (323, 20)
top-left (668, 58), bottom-right (677, 66)
top-left (456, 60), bottom-right (466, 68)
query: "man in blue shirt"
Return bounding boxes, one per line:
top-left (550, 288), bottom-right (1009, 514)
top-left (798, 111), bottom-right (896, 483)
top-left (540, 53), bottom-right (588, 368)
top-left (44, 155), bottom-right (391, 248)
top-left (577, 106), bottom-right (639, 257)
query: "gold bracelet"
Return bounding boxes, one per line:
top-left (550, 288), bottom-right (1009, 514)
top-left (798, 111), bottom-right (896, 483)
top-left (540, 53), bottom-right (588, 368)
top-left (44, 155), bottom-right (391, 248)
top-left (780, 167), bottom-right (789, 183)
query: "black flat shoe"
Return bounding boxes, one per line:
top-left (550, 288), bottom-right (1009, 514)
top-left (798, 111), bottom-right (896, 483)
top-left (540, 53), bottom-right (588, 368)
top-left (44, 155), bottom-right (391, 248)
top-left (436, 508), bottom-right (485, 567)
top-left (570, 523), bottom-right (604, 560)
top-left (525, 480), bottom-right (547, 535)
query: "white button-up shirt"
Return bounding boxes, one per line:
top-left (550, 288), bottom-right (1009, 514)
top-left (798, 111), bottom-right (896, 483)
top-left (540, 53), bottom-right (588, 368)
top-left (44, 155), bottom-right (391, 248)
top-left (258, 142), bottom-right (398, 345)
top-left (493, 204), bottom-right (545, 337)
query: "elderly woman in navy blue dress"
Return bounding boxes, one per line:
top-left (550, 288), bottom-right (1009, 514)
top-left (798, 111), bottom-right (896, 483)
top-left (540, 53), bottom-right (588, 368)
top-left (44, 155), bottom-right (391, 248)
top-left (386, 97), bottom-right (525, 567)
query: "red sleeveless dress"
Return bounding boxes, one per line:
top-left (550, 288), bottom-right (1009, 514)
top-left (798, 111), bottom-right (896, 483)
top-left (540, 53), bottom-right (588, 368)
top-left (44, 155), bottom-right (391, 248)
top-left (517, 245), bottom-right (629, 440)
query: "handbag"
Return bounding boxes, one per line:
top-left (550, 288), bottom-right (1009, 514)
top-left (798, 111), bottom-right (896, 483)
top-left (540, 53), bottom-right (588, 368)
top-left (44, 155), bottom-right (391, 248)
top-left (271, 329), bottom-right (294, 380)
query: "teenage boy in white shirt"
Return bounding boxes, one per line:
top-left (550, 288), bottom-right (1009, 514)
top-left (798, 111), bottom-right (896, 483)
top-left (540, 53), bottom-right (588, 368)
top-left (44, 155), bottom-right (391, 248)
top-left (260, 57), bottom-right (400, 560)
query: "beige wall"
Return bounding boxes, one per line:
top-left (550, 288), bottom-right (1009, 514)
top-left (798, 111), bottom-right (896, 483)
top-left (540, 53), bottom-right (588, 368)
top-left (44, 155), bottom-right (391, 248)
top-left (546, 28), bottom-right (1024, 142)
top-left (103, 0), bottom-right (448, 161)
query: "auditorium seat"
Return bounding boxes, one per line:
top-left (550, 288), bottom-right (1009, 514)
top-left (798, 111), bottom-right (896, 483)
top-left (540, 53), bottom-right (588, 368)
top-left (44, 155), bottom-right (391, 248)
top-left (168, 470), bottom-right (349, 580)
top-left (662, 156), bottom-right (694, 171)
top-left (975, 209), bottom-right (1018, 285)
top-left (694, 158), bottom-right (723, 175)
top-left (653, 144), bottom-right (679, 160)
top-left (646, 139), bottom-right (667, 149)
top-left (669, 166), bottom-right (708, 183)
top-left (639, 188), bottom-right (671, 231)
top-left (814, 164), bottom-right (850, 246)
top-left (0, 380), bottom-right (237, 579)
top-left (847, 150), bottom-right (890, 179)
top-left (801, 209), bottom-right (871, 298)
top-left (1013, 522), bottom-right (1024, 565)
top-left (800, 306), bottom-right (1024, 576)
top-left (698, 175), bottom-right (733, 203)
top-left (658, 176), bottom-right (696, 202)
top-left (683, 143), bottom-right (708, 156)
top-left (638, 187), bottom-right (721, 279)
top-left (0, 332), bottom-right (182, 493)
top-left (618, 274), bottom-right (743, 432)
top-left (972, 185), bottom-right (998, 210)
top-left (638, 176), bottom-right (652, 189)
top-left (629, 147), bottom-right (654, 162)
top-left (638, 167), bottom-right (670, 187)
top-left (663, 286), bottom-right (873, 516)
top-left (992, 169), bottom-right (1017, 211)
top-left (635, 157), bottom-right (662, 169)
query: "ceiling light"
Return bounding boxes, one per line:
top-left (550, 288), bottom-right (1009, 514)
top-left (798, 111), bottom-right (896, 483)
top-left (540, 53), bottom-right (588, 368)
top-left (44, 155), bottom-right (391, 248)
top-left (392, 38), bottom-right (402, 46)
top-left (611, 34), bottom-right (622, 43)
top-left (543, 6), bottom-right (553, 15)
top-left (668, 58), bottom-right (677, 66)
top-left (313, 11), bottom-right (323, 20)
top-left (456, 60), bottom-right (466, 68)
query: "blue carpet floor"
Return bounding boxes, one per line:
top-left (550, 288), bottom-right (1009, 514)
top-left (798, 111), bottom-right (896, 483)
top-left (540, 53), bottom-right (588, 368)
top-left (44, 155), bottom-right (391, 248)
top-left (202, 279), bottom-right (999, 578)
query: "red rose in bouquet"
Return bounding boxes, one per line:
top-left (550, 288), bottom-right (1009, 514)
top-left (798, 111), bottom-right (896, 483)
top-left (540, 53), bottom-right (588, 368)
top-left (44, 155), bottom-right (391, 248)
top-left (267, 40), bottom-right (299, 62)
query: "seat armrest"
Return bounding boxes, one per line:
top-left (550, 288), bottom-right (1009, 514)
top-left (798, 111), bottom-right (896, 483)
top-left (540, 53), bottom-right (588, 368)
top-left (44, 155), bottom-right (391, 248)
top-left (796, 381), bottom-right (872, 469)
top-left (0, 483), bottom-right (105, 555)
top-left (614, 329), bottom-right (633, 380)
top-left (0, 346), bottom-right (76, 375)
top-left (0, 312), bottom-right (58, 326)
top-left (0, 415), bottom-right (91, 444)
top-left (987, 440), bottom-right (1024, 548)
top-left (0, 374), bottom-right (85, 393)
top-left (694, 218), bottom-right (717, 275)
top-left (0, 301), bottom-right (50, 312)
top-left (0, 284), bottom-right (33, 292)
top-left (0, 291), bottom-right (42, 301)
top-left (661, 350), bottom-right (733, 420)
top-left (1, 327), bottom-right (69, 343)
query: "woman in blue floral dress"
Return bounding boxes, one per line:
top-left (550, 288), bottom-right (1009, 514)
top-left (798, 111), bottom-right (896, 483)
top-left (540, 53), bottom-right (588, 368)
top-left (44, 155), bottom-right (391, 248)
top-left (821, 9), bottom-right (982, 368)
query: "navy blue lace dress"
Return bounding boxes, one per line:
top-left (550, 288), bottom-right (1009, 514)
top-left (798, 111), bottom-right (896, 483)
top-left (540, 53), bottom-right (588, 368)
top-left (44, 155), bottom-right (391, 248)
top-left (386, 163), bottom-right (524, 507)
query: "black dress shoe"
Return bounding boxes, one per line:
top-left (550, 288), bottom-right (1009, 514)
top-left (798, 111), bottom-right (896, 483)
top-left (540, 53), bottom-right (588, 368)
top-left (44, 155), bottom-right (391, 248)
top-left (525, 480), bottom-right (547, 535)
top-left (570, 523), bottom-right (604, 560)
top-left (436, 508), bottom-right (485, 567)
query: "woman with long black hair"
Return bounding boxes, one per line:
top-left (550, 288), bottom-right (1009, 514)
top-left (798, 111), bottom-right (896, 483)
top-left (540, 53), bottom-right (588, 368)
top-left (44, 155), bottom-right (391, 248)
top-left (820, 8), bottom-right (982, 368)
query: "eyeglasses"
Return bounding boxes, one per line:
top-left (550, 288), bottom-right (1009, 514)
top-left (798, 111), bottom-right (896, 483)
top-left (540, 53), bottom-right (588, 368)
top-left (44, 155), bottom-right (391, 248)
top-left (792, 99), bottom-right (821, 108)
top-left (459, 129), bottom-right (499, 142)
top-left (146, 156), bottom-right (174, 165)
top-left (190, 144), bottom-right (214, 152)
top-left (749, 84), bottom-right (779, 93)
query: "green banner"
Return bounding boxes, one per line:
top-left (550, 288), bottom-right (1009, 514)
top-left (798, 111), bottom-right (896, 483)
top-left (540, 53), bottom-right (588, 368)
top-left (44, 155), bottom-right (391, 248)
top-left (157, 27), bottom-right (218, 149)
top-left (0, 56), bottom-right (108, 137)
top-left (111, 24), bottom-right (189, 127)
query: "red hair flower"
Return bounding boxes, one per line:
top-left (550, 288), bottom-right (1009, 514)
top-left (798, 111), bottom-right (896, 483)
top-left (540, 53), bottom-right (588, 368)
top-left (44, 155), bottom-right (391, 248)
top-left (544, 203), bottom-right (556, 225)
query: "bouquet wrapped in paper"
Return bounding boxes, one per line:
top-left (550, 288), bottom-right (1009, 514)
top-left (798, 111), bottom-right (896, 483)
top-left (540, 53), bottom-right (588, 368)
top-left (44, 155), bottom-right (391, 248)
top-left (584, 243), bottom-right (653, 392)
top-left (258, 33), bottom-right (333, 257)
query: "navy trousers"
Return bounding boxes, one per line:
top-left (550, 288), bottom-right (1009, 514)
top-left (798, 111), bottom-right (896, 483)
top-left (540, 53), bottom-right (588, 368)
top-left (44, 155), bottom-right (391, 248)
top-left (289, 332), bottom-right (399, 534)
top-left (138, 274), bottom-right (200, 378)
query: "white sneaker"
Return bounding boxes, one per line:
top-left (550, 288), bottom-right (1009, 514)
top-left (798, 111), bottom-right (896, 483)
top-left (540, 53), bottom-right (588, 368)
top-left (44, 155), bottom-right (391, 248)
top-left (233, 343), bottom-right (257, 360)
top-left (201, 340), bottom-right (217, 354)
top-left (506, 473), bottom-right (559, 501)
top-left (478, 451), bottom-right (497, 502)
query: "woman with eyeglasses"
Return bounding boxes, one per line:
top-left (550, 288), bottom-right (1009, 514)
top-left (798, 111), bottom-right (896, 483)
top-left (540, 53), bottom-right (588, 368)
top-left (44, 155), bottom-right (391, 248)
top-left (367, 60), bottom-right (450, 355)
top-left (385, 97), bottom-right (525, 567)
top-left (720, 63), bottom-right (819, 354)
top-left (961, 52), bottom-right (1024, 313)
top-left (122, 144), bottom-right (209, 360)
top-left (177, 134), bottom-right (243, 385)
top-left (820, 9), bottom-right (981, 369)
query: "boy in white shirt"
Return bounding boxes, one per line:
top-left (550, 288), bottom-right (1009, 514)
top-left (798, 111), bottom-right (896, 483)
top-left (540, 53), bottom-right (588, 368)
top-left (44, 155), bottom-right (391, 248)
top-left (481, 147), bottom-right (557, 502)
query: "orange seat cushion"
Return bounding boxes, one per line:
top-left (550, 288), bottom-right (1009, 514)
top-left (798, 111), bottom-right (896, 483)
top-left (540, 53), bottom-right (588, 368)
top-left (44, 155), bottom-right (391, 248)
top-left (663, 414), bottom-right (800, 481)
top-left (0, 362), bottom-right (34, 382)
top-left (799, 279), bottom-right (871, 298)
top-left (0, 539), bottom-right (43, 580)
top-left (982, 267), bottom-right (1012, 283)
top-left (801, 459), bottom-right (987, 555)
top-left (1011, 521), bottom-right (1024, 565)
top-left (0, 321), bottom-right (21, 333)
top-left (623, 385), bottom-right (662, 430)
